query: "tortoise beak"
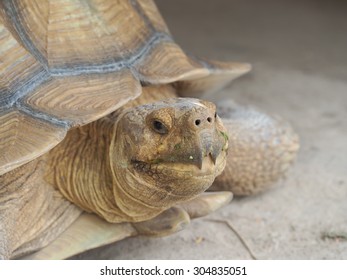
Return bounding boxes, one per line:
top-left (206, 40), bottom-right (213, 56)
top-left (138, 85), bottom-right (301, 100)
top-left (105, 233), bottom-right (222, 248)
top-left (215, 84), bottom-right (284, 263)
top-left (192, 129), bottom-right (227, 170)
top-left (195, 153), bottom-right (217, 170)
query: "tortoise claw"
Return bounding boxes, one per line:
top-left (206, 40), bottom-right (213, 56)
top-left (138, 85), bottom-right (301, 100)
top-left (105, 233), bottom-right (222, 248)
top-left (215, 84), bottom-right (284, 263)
top-left (133, 207), bottom-right (190, 237)
top-left (179, 191), bottom-right (233, 219)
top-left (133, 191), bottom-right (232, 236)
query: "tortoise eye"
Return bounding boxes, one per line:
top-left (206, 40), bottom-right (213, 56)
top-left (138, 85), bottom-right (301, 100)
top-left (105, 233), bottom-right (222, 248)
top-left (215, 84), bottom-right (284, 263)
top-left (214, 112), bottom-right (217, 118)
top-left (152, 120), bottom-right (168, 134)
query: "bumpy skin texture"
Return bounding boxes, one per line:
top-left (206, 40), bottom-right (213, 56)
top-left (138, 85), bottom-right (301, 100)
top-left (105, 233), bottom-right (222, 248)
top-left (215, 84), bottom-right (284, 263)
top-left (211, 100), bottom-right (299, 195)
top-left (47, 86), bottom-right (228, 223)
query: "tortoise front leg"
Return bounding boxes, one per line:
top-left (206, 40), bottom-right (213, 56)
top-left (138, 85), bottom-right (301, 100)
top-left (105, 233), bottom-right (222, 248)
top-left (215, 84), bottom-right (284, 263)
top-left (210, 100), bottom-right (299, 195)
top-left (133, 191), bottom-right (232, 237)
top-left (22, 192), bottom-right (232, 259)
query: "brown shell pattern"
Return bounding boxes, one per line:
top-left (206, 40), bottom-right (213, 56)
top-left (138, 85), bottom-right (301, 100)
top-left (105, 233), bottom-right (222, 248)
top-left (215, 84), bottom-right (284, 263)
top-left (0, 0), bottom-right (250, 175)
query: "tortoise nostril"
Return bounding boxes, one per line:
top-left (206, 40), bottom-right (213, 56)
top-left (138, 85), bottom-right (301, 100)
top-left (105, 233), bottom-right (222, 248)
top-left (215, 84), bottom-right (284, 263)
top-left (207, 117), bottom-right (212, 123)
top-left (195, 119), bottom-right (201, 126)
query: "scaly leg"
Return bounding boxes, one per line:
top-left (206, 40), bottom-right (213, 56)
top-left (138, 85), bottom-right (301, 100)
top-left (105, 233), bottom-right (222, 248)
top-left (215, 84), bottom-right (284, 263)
top-left (133, 191), bottom-right (232, 236)
top-left (210, 100), bottom-right (299, 195)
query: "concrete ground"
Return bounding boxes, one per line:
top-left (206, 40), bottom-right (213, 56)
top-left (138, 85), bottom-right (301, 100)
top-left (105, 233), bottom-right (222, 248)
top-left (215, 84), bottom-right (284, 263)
top-left (75, 0), bottom-right (347, 259)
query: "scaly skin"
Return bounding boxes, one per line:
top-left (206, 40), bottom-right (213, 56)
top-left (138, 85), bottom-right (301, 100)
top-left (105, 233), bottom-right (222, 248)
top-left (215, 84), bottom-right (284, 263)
top-left (211, 100), bottom-right (299, 195)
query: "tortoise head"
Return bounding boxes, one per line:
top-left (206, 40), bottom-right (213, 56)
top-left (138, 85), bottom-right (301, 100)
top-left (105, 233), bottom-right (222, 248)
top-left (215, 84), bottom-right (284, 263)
top-left (109, 98), bottom-right (228, 221)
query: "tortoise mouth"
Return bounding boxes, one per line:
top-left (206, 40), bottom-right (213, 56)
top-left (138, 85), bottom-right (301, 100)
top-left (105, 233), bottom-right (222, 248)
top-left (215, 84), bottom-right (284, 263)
top-left (131, 150), bottom-right (227, 178)
top-left (118, 151), bottom-right (227, 204)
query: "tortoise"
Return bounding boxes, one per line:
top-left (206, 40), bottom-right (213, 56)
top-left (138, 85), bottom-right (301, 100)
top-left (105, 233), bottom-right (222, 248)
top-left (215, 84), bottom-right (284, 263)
top-left (0, 0), bottom-right (299, 260)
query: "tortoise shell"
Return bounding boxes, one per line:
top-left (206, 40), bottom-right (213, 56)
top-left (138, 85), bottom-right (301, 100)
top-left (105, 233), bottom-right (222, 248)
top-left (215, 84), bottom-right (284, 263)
top-left (0, 0), bottom-right (249, 175)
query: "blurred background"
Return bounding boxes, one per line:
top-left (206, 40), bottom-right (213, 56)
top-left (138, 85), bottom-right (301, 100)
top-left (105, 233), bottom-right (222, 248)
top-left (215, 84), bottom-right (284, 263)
top-left (158, 0), bottom-right (347, 80)
top-left (75, 0), bottom-right (347, 259)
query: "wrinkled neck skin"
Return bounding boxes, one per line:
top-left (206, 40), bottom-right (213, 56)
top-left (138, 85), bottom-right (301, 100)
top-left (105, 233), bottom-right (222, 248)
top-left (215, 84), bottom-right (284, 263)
top-left (46, 111), bottom-right (160, 223)
top-left (46, 114), bottom-right (139, 223)
top-left (46, 87), bottom-right (173, 223)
